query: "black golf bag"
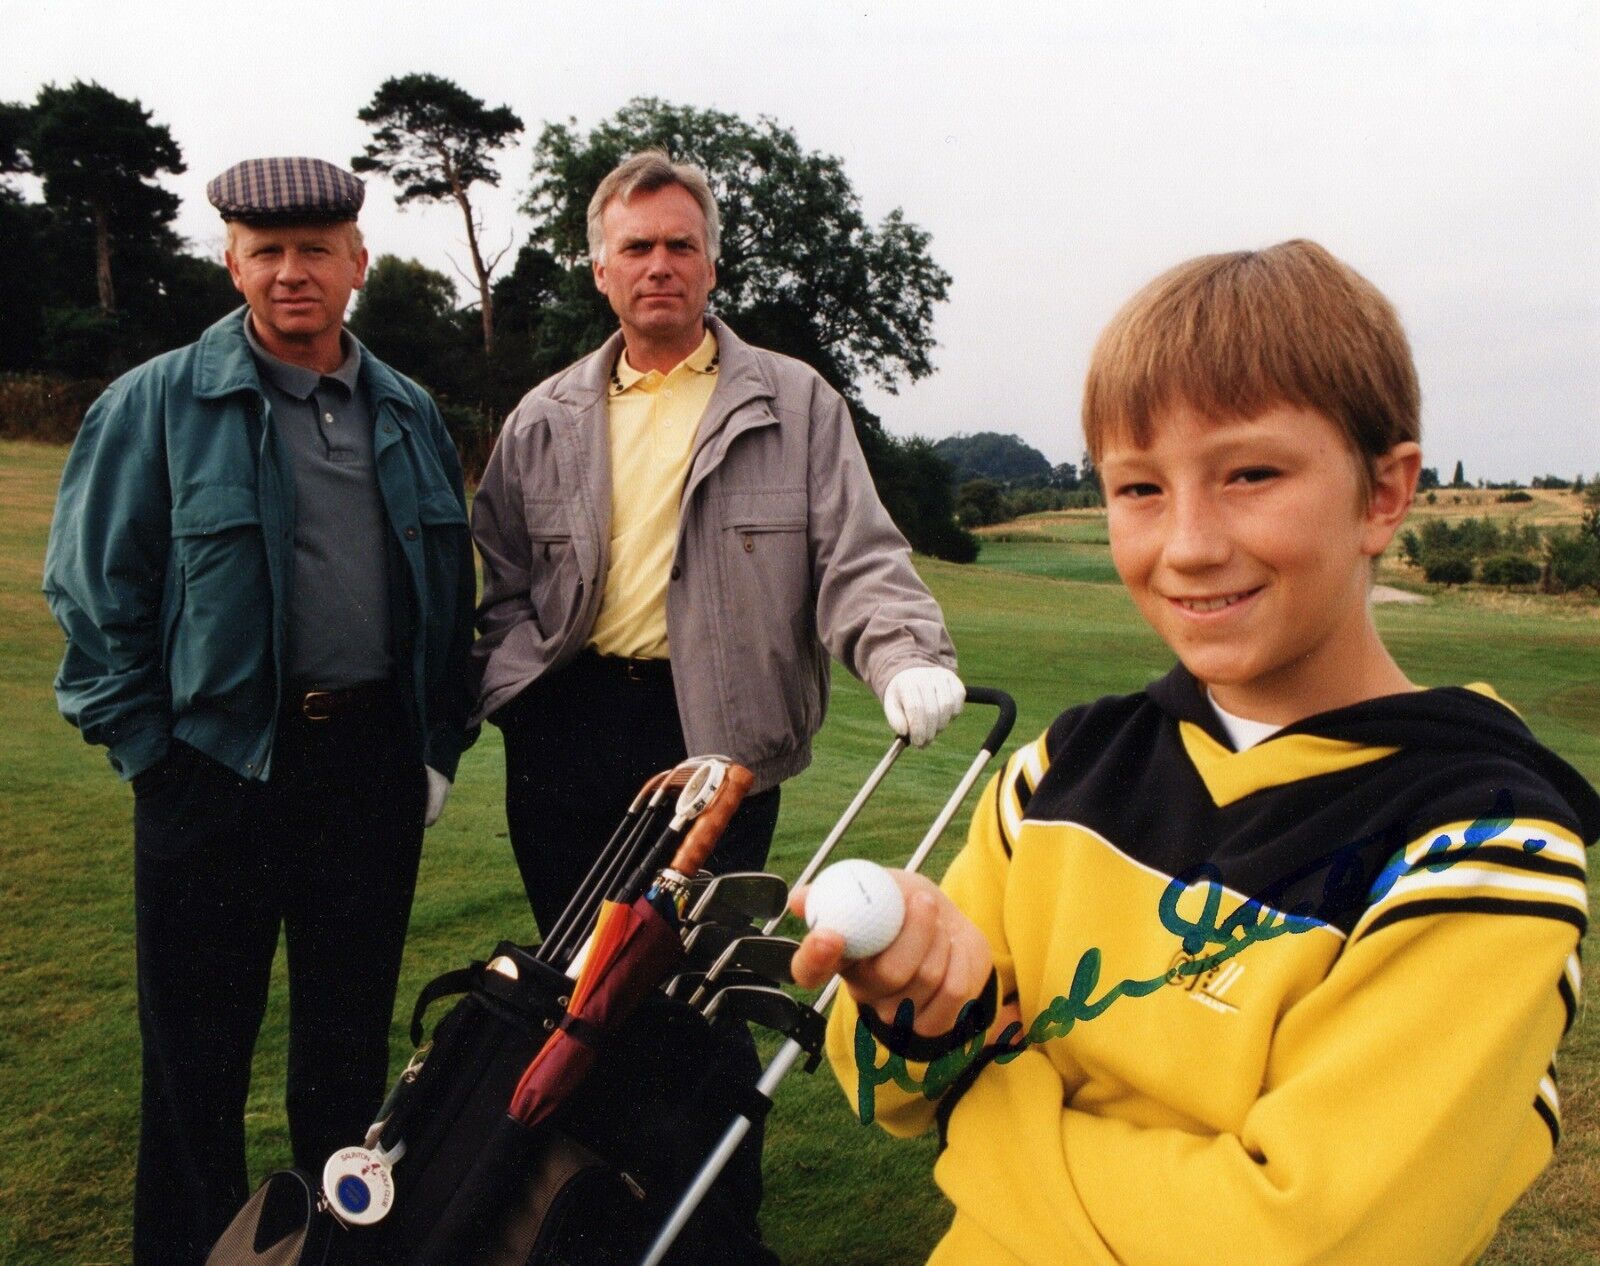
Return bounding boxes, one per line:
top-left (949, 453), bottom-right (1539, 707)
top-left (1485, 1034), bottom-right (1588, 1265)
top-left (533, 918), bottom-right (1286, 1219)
top-left (210, 689), bottom-right (1015, 1266)
top-left (209, 752), bottom-right (788, 1266)
top-left (208, 937), bottom-right (782, 1266)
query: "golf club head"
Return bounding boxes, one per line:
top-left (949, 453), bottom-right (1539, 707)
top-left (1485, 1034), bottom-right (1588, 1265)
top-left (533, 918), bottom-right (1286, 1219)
top-left (701, 984), bottom-right (827, 1068)
top-left (662, 967), bottom-right (774, 1002)
top-left (687, 872), bottom-right (790, 926)
top-left (701, 935), bottom-right (799, 988)
top-left (680, 919), bottom-right (749, 969)
top-left (675, 759), bottom-right (727, 819)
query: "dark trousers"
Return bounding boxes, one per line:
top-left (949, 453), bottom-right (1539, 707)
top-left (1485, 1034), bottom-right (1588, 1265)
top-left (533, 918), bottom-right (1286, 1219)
top-left (495, 652), bottom-right (780, 1254)
top-left (131, 693), bottom-right (425, 1266)
top-left (498, 652), bottom-right (781, 934)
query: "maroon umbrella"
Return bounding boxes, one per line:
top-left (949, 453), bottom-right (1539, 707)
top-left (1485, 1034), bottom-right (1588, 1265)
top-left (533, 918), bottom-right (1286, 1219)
top-left (508, 761), bottom-right (755, 1128)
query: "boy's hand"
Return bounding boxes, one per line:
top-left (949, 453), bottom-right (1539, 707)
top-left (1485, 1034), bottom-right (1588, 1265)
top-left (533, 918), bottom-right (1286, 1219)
top-left (789, 870), bottom-right (994, 1036)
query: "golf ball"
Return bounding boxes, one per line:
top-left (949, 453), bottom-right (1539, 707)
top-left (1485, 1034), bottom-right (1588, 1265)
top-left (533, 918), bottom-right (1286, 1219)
top-left (805, 859), bottom-right (906, 959)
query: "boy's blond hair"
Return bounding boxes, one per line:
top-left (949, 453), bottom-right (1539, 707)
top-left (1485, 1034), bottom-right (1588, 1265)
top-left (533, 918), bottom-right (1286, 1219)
top-left (1082, 240), bottom-right (1419, 496)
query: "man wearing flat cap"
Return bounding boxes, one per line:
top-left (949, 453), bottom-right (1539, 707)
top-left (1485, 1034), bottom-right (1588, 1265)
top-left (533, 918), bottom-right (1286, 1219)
top-left (44, 156), bottom-right (476, 1265)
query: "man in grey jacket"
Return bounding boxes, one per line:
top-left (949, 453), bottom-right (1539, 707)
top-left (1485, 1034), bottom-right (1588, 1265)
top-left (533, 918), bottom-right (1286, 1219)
top-left (473, 150), bottom-right (961, 926)
top-left (471, 151), bottom-right (961, 1256)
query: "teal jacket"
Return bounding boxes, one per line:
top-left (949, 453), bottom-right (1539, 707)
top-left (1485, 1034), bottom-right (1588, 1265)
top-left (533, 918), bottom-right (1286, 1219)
top-left (43, 309), bottom-right (477, 782)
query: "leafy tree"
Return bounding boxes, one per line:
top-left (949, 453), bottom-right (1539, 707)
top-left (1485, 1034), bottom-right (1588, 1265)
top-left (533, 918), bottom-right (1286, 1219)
top-left (1417, 466), bottom-right (1440, 490)
top-left (956, 479), bottom-right (1007, 527)
top-left (1450, 459), bottom-right (1467, 488)
top-left (933, 432), bottom-right (1053, 486)
top-left (1080, 449), bottom-right (1099, 494)
top-left (866, 434), bottom-right (976, 562)
top-left (349, 254), bottom-right (470, 393)
top-left (1422, 554), bottom-right (1473, 586)
top-left (1049, 461), bottom-right (1080, 491)
top-left (1478, 554), bottom-right (1540, 587)
top-left (1, 104), bottom-right (46, 368)
top-left (517, 97), bottom-right (968, 559)
top-left (22, 81), bottom-right (183, 314)
top-left (1545, 506), bottom-right (1600, 595)
top-left (354, 74), bottom-right (524, 353)
top-left (0, 100), bottom-right (29, 174)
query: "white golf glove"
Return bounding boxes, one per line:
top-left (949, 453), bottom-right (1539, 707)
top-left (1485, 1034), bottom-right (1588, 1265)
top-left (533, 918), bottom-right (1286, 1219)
top-left (883, 666), bottom-right (965, 748)
top-left (424, 766), bottom-right (452, 828)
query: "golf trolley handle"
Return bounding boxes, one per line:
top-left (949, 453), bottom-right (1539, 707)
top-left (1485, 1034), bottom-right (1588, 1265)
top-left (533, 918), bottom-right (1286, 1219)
top-left (641, 686), bottom-right (1017, 1266)
top-left (962, 685), bottom-right (1016, 758)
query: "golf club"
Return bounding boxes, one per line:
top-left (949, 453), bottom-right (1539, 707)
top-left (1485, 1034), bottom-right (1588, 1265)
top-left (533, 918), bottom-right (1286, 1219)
top-left (700, 984), bottom-right (826, 1065)
top-left (545, 757), bottom-right (722, 968)
top-left (685, 935), bottom-right (798, 1008)
top-left (640, 687), bottom-right (1016, 1266)
top-left (685, 872), bottom-right (790, 927)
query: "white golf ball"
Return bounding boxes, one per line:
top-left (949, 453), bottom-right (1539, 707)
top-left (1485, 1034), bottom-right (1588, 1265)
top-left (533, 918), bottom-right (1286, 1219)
top-left (805, 859), bottom-right (906, 959)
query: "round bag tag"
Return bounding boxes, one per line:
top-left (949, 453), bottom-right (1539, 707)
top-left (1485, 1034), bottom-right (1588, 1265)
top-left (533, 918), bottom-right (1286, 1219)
top-left (322, 1145), bottom-right (398, 1225)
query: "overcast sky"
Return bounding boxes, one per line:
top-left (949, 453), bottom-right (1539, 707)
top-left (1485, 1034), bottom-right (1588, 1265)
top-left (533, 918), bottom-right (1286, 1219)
top-left (5, 1), bottom-right (1596, 480)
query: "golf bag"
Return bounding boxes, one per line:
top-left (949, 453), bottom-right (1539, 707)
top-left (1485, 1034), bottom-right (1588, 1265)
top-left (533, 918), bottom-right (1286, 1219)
top-left (344, 940), bottom-right (779, 1266)
top-left (211, 758), bottom-right (785, 1266)
top-left (212, 688), bottom-right (1015, 1266)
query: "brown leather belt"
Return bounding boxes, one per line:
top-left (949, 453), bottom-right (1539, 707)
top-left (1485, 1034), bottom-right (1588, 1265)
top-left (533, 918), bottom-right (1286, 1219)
top-left (285, 680), bottom-right (395, 722)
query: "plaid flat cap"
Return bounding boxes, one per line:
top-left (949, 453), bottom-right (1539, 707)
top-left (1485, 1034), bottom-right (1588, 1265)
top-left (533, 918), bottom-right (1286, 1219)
top-left (206, 157), bottom-right (364, 223)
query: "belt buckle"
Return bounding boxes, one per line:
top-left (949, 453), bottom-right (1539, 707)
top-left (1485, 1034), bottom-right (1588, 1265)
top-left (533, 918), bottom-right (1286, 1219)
top-left (624, 660), bottom-right (646, 683)
top-left (301, 689), bottom-right (336, 722)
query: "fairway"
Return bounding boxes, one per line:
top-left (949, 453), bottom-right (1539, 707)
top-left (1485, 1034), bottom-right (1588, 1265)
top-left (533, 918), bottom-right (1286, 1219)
top-left (3, 439), bottom-right (1597, 1264)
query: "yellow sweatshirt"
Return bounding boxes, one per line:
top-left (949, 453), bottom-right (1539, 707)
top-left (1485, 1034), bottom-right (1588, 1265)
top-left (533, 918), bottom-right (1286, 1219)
top-left (828, 666), bottom-right (1595, 1265)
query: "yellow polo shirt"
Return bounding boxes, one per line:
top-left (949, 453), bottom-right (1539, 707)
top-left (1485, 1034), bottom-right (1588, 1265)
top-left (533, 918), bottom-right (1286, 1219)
top-left (589, 330), bottom-right (720, 659)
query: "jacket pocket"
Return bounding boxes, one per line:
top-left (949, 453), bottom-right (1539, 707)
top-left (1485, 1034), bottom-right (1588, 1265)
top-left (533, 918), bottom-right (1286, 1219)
top-left (416, 489), bottom-right (469, 605)
top-left (415, 491), bottom-right (470, 698)
top-left (522, 496), bottom-right (585, 641)
top-left (167, 485), bottom-right (272, 712)
top-left (719, 489), bottom-right (808, 570)
top-left (713, 489), bottom-right (821, 754)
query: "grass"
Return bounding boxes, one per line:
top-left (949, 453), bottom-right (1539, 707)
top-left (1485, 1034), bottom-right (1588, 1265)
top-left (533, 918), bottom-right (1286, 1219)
top-left (3, 437), bottom-right (1597, 1264)
top-left (1408, 486), bottom-right (1588, 528)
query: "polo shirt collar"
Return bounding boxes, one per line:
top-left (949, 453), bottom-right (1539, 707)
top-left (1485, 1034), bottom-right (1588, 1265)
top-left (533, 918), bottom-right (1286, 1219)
top-left (243, 315), bottom-right (362, 400)
top-left (610, 328), bottom-right (719, 396)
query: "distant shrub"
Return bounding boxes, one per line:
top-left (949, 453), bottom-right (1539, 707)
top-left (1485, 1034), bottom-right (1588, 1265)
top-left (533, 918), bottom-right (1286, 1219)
top-left (924, 519), bottom-right (980, 564)
top-left (0, 373), bottom-right (108, 444)
top-left (1422, 554), bottom-right (1473, 585)
top-left (1478, 554), bottom-right (1540, 586)
top-left (1545, 524), bottom-right (1600, 595)
top-left (1061, 488), bottom-right (1104, 509)
top-left (1496, 490), bottom-right (1533, 503)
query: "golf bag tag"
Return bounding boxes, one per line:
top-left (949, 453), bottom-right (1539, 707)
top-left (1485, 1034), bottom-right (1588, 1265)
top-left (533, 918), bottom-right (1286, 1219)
top-left (322, 1144), bottom-right (401, 1226)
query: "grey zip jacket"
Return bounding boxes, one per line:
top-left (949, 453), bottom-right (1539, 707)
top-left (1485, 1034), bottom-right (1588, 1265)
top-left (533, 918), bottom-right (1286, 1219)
top-left (470, 317), bottom-right (957, 792)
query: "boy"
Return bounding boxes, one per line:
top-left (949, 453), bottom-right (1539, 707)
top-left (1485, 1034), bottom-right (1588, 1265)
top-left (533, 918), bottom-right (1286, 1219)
top-left (792, 240), bottom-right (1598, 1264)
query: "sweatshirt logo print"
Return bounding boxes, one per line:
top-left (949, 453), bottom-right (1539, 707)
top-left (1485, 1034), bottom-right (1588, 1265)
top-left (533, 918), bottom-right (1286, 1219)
top-left (1167, 951), bottom-right (1244, 1014)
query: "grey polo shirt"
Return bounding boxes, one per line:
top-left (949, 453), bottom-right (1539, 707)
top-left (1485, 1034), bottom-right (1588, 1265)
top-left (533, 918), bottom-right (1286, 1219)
top-left (244, 318), bottom-right (393, 689)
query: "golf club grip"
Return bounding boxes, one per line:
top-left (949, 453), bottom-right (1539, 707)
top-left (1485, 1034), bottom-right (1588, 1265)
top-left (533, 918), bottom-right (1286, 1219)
top-left (670, 763), bottom-right (755, 876)
top-left (963, 685), bottom-right (1016, 755)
